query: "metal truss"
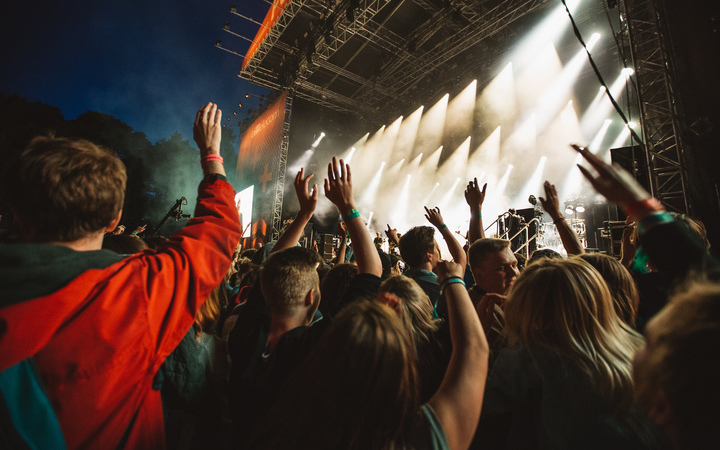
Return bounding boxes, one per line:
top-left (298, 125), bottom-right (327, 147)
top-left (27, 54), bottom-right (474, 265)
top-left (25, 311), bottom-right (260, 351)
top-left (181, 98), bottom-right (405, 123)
top-left (235, 0), bottom-right (550, 119)
top-left (353, 0), bottom-right (549, 105)
top-left (623, 0), bottom-right (690, 214)
top-left (271, 92), bottom-right (294, 241)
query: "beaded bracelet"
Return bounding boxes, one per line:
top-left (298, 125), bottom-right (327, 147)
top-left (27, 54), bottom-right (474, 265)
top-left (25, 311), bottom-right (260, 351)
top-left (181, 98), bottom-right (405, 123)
top-left (201, 154), bottom-right (224, 164)
top-left (344, 208), bottom-right (360, 220)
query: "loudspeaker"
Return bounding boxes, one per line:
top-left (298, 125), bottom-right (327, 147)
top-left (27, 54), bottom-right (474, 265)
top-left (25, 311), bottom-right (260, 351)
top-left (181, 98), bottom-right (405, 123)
top-left (610, 145), bottom-right (650, 192)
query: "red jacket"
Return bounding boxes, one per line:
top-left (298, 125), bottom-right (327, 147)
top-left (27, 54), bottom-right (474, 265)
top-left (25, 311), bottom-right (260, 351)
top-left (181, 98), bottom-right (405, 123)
top-left (0, 177), bottom-right (241, 449)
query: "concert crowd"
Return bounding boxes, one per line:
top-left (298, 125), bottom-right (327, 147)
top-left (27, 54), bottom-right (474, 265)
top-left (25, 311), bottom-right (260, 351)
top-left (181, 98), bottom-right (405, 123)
top-left (1, 102), bottom-right (718, 449)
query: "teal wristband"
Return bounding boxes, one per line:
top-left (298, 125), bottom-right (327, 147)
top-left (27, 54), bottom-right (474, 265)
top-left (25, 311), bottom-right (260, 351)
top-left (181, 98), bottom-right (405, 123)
top-left (440, 276), bottom-right (465, 292)
top-left (474, 213), bottom-right (482, 217)
top-left (344, 208), bottom-right (360, 220)
top-left (441, 223), bottom-right (448, 230)
top-left (638, 212), bottom-right (674, 235)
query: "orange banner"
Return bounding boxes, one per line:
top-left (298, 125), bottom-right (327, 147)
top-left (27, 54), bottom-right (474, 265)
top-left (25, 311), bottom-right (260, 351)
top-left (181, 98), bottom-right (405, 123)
top-left (242, 0), bottom-right (291, 70)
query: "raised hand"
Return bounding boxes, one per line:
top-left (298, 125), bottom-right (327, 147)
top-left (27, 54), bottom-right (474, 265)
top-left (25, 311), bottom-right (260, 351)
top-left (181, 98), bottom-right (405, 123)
top-left (464, 178), bottom-right (487, 210)
top-left (193, 102), bottom-right (222, 156)
top-left (538, 181), bottom-right (562, 220)
top-left (294, 168), bottom-right (318, 217)
top-left (424, 206), bottom-right (445, 230)
top-left (434, 260), bottom-right (465, 283)
top-left (324, 157), bottom-right (355, 212)
top-left (573, 144), bottom-right (650, 208)
top-left (112, 225), bottom-right (125, 235)
top-left (385, 224), bottom-right (400, 246)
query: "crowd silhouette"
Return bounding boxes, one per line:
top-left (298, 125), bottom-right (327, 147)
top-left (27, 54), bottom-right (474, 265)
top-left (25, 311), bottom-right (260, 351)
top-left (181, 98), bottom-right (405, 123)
top-left (1, 102), bottom-right (718, 450)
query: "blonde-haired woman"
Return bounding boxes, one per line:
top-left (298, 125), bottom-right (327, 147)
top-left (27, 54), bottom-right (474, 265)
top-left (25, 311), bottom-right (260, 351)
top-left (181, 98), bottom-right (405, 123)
top-left (476, 258), bottom-right (662, 449)
top-left (376, 275), bottom-right (451, 402)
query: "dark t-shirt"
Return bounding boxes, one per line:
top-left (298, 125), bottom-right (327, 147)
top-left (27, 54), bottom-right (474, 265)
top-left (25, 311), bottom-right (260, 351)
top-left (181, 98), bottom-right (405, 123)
top-left (227, 273), bottom-right (382, 447)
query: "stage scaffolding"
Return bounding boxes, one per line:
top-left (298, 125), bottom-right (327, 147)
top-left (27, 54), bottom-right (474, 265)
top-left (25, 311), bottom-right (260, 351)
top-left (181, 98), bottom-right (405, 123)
top-left (623, 0), bottom-right (691, 214)
top-left (230, 0), bottom-right (552, 121)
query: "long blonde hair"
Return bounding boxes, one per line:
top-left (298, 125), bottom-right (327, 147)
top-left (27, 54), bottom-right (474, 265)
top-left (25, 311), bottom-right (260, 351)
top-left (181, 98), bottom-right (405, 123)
top-left (377, 275), bottom-right (439, 352)
top-left (504, 258), bottom-right (642, 409)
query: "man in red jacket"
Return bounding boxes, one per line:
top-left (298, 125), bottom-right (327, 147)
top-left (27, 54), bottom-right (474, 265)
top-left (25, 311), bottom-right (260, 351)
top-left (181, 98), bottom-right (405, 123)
top-left (0, 102), bottom-right (241, 448)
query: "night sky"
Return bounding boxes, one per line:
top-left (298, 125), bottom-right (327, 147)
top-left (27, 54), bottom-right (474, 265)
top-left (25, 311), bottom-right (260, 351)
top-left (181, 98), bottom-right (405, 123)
top-left (1, 0), bottom-right (272, 143)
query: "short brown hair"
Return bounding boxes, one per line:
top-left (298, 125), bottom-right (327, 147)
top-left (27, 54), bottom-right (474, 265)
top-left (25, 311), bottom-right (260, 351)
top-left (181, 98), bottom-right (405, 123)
top-left (260, 247), bottom-right (323, 316)
top-left (398, 226), bottom-right (435, 268)
top-left (2, 136), bottom-right (126, 242)
top-left (468, 238), bottom-right (511, 270)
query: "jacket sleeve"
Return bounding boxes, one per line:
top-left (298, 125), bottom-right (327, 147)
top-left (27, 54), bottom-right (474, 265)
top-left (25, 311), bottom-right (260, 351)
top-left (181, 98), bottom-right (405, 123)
top-left (123, 177), bottom-right (241, 360)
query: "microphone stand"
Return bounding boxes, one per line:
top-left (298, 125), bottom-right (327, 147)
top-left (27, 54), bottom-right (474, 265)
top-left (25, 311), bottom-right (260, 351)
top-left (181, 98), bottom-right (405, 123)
top-left (148, 197), bottom-right (190, 236)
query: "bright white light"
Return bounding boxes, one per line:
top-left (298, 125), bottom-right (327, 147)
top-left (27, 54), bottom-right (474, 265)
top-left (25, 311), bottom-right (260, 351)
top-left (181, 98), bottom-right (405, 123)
top-left (628, 121), bottom-right (637, 129)
top-left (311, 133), bottom-right (325, 148)
top-left (621, 67), bottom-right (634, 77)
top-left (236, 186), bottom-right (254, 238)
top-left (586, 33), bottom-right (601, 51)
top-left (575, 204), bottom-right (586, 213)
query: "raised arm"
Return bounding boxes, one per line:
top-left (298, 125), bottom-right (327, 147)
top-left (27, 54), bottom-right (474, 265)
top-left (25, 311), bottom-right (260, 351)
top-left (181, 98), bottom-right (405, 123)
top-left (324, 157), bottom-right (382, 276)
top-left (574, 143), bottom-right (716, 278)
top-left (465, 178), bottom-right (487, 244)
top-left (538, 181), bottom-right (585, 255)
top-left (429, 261), bottom-right (489, 450)
top-left (385, 224), bottom-right (400, 248)
top-left (425, 206), bottom-right (467, 268)
top-left (272, 168), bottom-right (318, 253)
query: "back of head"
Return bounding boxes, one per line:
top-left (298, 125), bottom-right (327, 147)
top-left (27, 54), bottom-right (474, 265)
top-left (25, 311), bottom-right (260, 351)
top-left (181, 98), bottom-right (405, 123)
top-left (577, 253), bottom-right (639, 327)
top-left (378, 275), bottom-right (437, 349)
top-left (527, 248), bottom-right (563, 266)
top-left (1, 136), bottom-right (126, 242)
top-left (468, 238), bottom-right (511, 270)
top-left (260, 247), bottom-right (323, 317)
top-left (319, 263), bottom-right (359, 319)
top-left (249, 301), bottom-right (418, 449)
top-left (505, 258), bottom-right (641, 407)
top-left (634, 282), bottom-right (720, 449)
top-left (398, 226), bottom-right (435, 268)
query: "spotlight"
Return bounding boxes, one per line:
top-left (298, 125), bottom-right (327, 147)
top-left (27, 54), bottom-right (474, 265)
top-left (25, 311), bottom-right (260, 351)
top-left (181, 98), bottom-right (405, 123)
top-left (215, 40), bottom-right (222, 47)
top-left (528, 195), bottom-right (538, 206)
top-left (575, 203), bottom-right (586, 213)
top-left (621, 67), bottom-right (634, 77)
top-left (564, 203), bottom-right (575, 216)
top-left (628, 121), bottom-right (637, 129)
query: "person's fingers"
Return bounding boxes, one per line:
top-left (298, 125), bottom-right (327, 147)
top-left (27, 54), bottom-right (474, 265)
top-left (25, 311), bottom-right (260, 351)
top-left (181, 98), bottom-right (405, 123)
top-left (577, 164), bottom-right (598, 187)
top-left (327, 160), bottom-right (335, 182)
top-left (296, 169), bottom-right (303, 186)
top-left (338, 158), bottom-right (345, 180)
top-left (481, 183), bottom-right (487, 196)
top-left (573, 144), bottom-right (613, 177)
top-left (424, 206), bottom-right (430, 215)
top-left (323, 178), bottom-right (330, 195)
top-left (304, 173), bottom-right (314, 185)
top-left (310, 184), bottom-right (318, 200)
top-left (214, 108), bottom-right (222, 125)
top-left (344, 160), bottom-right (351, 183)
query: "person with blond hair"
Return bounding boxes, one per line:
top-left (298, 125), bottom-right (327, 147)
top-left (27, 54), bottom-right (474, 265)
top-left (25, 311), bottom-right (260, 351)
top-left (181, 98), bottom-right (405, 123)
top-left (249, 260), bottom-right (489, 450)
top-left (476, 258), bottom-right (661, 449)
top-left (376, 275), bottom-right (451, 402)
